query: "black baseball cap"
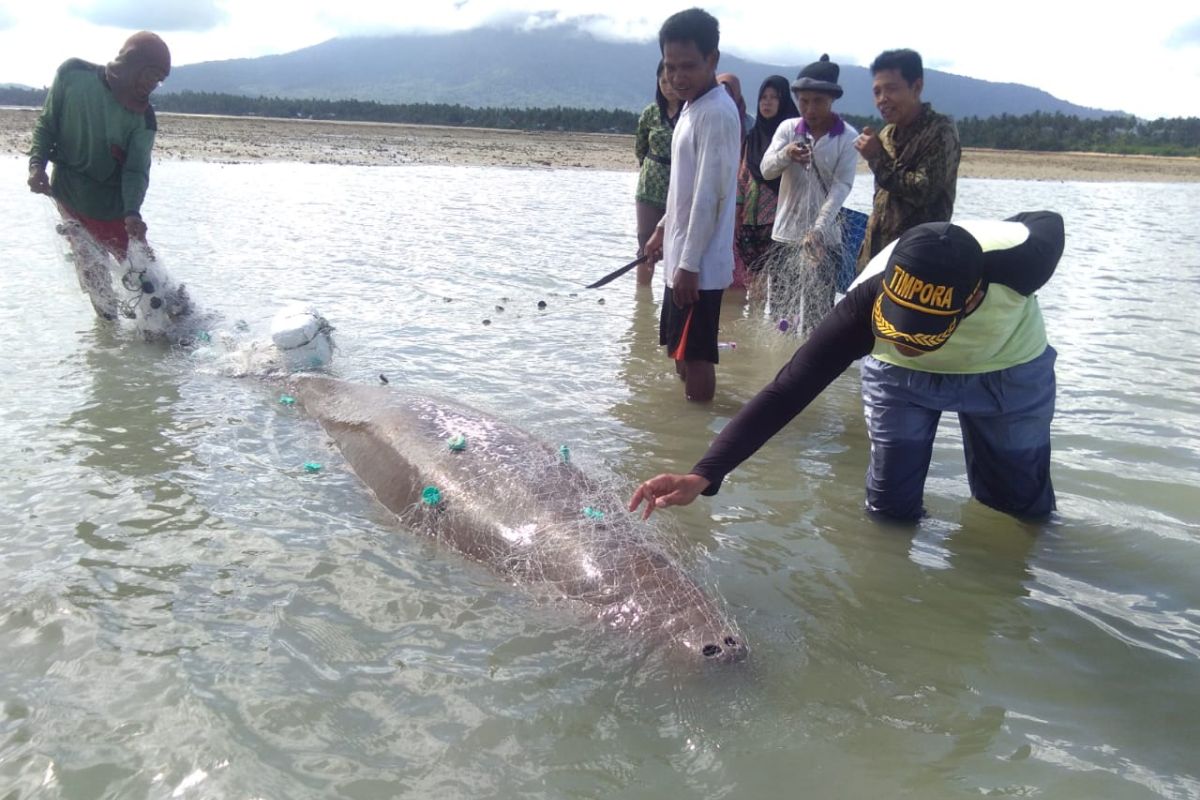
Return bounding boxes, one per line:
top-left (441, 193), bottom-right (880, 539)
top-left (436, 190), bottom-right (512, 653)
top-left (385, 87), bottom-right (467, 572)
top-left (872, 222), bottom-right (984, 353)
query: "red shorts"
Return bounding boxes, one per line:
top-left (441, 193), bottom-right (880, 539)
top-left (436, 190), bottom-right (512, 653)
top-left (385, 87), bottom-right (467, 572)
top-left (58, 202), bottom-right (129, 259)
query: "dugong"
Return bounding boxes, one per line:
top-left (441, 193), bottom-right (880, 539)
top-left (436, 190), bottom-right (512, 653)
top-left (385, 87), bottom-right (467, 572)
top-left (289, 376), bottom-right (747, 663)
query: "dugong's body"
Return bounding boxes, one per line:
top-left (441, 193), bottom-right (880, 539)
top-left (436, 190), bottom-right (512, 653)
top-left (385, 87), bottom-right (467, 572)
top-left (290, 376), bottom-right (747, 662)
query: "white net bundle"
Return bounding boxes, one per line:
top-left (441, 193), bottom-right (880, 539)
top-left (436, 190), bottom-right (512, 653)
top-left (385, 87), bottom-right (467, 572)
top-left (749, 171), bottom-right (858, 338)
top-left (189, 306), bottom-right (337, 379)
top-left (54, 217), bottom-right (201, 342)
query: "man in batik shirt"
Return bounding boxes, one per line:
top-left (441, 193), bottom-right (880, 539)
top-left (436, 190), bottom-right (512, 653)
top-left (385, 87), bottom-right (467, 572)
top-left (854, 48), bottom-right (960, 270)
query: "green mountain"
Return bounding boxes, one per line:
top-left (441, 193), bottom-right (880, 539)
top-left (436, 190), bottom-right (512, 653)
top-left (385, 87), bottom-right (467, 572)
top-left (161, 26), bottom-right (1118, 120)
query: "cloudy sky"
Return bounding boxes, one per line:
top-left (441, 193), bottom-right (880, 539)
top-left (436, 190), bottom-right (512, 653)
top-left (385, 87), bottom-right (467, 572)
top-left (1, 0), bottom-right (1197, 119)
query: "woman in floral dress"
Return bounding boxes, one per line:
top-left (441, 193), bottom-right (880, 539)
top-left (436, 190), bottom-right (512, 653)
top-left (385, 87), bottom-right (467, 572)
top-left (633, 61), bottom-right (681, 285)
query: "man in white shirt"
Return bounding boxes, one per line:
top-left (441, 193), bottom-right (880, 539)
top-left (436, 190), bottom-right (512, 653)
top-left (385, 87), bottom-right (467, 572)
top-left (643, 8), bottom-right (741, 402)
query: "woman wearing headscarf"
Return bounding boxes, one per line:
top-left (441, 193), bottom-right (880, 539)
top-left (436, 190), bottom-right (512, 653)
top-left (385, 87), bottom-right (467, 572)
top-left (735, 75), bottom-right (799, 289)
top-left (759, 55), bottom-right (858, 334)
top-left (27, 31), bottom-right (171, 319)
top-left (716, 73), bottom-right (753, 139)
top-left (633, 61), bottom-right (682, 286)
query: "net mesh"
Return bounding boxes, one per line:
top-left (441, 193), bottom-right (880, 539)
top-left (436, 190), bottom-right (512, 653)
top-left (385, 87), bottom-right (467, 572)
top-left (46, 212), bottom-right (746, 662)
top-left (412, 442), bottom-right (745, 663)
top-left (745, 175), bottom-right (855, 337)
top-left (53, 217), bottom-right (204, 342)
top-left (293, 379), bottom-right (748, 663)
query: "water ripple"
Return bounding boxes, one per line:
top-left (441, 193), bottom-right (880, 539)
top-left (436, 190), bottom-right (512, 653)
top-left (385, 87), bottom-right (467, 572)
top-left (1, 156), bottom-right (1198, 797)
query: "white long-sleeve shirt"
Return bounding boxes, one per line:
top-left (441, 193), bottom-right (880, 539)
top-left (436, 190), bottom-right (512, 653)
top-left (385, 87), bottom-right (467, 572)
top-left (661, 84), bottom-right (741, 290)
top-left (760, 115), bottom-right (859, 245)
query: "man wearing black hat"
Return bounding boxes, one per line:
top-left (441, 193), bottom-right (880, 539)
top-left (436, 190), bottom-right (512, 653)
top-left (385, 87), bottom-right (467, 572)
top-left (630, 210), bottom-right (1065, 523)
top-left (854, 48), bottom-right (960, 272)
top-left (759, 54), bottom-right (859, 332)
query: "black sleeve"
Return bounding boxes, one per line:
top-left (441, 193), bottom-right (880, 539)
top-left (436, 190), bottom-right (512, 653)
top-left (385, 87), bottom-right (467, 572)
top-left (984, 211), bottom-right (1066, 296)
top-left (692, 276), bottom-right (881, 495)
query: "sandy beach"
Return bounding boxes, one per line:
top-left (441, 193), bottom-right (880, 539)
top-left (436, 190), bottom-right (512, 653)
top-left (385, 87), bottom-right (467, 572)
top-left (3, 106), bottom-right (1199, 182)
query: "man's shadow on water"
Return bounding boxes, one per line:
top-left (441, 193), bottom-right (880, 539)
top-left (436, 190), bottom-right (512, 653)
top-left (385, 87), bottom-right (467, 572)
top-left (58, 323), bottom-right (202, 603)
top-left (791, 500), bottom-right (1042, 778)
top-left (606, 284), bottom-right (859, 540)
top-left (608, 284), bottom-right (752, 453)
top-left (606, 286), bottom-right (720, 543)
top-left (611, 285), bottom-right (668, 402)
top-left (63, 325), bottom-right (191, 476)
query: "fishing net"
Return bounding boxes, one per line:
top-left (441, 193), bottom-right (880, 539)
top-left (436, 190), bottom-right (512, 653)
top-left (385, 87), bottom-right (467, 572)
top-left (53, 217), bottom-right (201, 342)
top-left (187, 310), bottom-right (337, 379)
top-left (423, 443), bottom-right (745, 663)
top-left (46, 211), bottom-right (744, 662)
top-left (292, 379), bottom-right (748, 663)
top-left (756, 239), bottom-right (839, 337)
top-left (745, 174), bottom-right (857, 338)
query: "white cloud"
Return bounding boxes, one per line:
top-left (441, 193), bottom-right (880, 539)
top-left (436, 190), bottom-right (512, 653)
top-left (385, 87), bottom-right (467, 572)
top-left (0, 0), bottom-right (1196, 118)
top-left (1166, 17), bottom-right (1200, 48)
top-left (71, 0), bottom-right (227, 32)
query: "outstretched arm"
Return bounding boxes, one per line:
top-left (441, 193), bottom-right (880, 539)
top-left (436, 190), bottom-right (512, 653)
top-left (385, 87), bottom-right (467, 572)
top-left (629, 279), bottom-right (881, 516)
top-left (691, 280), bottom-right (878, 494)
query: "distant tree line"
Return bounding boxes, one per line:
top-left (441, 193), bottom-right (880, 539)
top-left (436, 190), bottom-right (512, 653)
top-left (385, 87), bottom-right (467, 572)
top-left (3, 86), bottom-right (1197, 156)
top-left (152, 91), bottom-right (639, 133)
top-left (1, 87), bottom-right (47, 108)
top-left (1, 87), bottom-right (636, 133)
top-left (840, 112), bottom-right (1200, 157)
top-left (956, 112), bottom-right (1200, 157)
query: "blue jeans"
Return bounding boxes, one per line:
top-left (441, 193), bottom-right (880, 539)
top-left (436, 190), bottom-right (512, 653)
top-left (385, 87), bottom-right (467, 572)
top-left (860, 346), bottom-right (1057, 522)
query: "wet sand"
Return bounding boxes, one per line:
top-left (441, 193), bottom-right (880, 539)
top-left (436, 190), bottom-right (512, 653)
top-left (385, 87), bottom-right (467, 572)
top-left (3, 107), bottom-right (1198, 182)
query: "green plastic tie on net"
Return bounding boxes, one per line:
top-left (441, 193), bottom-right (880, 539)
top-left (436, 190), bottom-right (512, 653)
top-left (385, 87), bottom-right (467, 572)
top-left (582, 506), bottom-right (604, 521)
top-left (558, 444), bottom-right (571, 464)
top-left (197, 330), bottom-right (212, 343)
top-left (421, 486), bottom-right (443, 506)
top-left (448, 434), bottom-right (467, 452)
top-left (279, 394), bottom-right (296, 406)
top-left (303, 461), bottom-right (322, 473)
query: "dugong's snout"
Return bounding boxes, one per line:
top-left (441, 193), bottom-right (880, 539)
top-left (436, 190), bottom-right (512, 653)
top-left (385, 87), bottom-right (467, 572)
top-left (701, 633), bottom-right (749, 662)
top-left (669, 608), bottom-right (749, 663)
top-left (691, 628), bottom-right (744, 666)
top-left (614, 554), bottom-right (749, 663)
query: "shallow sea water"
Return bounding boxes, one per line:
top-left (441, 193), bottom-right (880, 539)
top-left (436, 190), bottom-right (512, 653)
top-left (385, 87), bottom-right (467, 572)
top-left (1, 154), bottom-right (1198, 799)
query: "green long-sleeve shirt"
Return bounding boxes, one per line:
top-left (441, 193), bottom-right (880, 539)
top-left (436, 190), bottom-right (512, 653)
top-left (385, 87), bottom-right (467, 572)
top-left (29, 59), bottom-right (157, 221)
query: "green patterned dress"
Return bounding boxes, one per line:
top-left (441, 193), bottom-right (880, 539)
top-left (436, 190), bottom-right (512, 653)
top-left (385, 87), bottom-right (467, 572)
top-left (634, 103), bottom-right (674, 208)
